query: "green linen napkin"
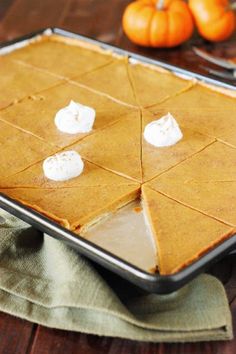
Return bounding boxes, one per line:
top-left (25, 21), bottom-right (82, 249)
top-left (0, 209), bottom-right (233, 342)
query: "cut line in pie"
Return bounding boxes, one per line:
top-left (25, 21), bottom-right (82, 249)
top-left (0, 81), bottom-right (133, 148)
top-left (0, 57), bottom-right (62, 110)
top-left (141, 185), bottom-right (235, 275)
top-left (148, 141), bottom-right (236, 227)
top-left (0, 34), bottom-right (235, 276)
top-left (73, 110), bottom-right (143, 183)
top-left (74, 58), bottom-right (194, 108)
top-left (149, 84), bottom-right (236, 148)
top-left (0, 160), bottom-right (140, 232)
top-left (6, 35), bottom-right (113, 79)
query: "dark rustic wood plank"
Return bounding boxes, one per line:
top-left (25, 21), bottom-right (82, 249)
top-left (28, 326), bottom-right (233, 354)
top-left (0, 0), bottom-right (129, 44)
top-left (0, 312), bottom-right (34, 354)
top-left (30, 328), bottom-right (113, 354)
top-left (25, 326), bottom-right (205, 354)
top-left (0, 0), bottom-right (15, 20)
top-left (0, 0), bottom-right (70, 41)
top-left (225, 255), bottom-right (236, 304)
top-left (61, 0), bottom-right (129, 44)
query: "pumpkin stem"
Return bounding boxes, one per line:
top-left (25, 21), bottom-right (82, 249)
top-left (231, 1), bottom-right (236, 9)
top-left (156, 0), bottom-right (165, 10)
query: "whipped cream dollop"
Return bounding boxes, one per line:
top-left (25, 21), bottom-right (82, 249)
top-left (144, 113), bottom-right (183, 147)
top-left (55, 100), bottom-right (96, 134)
top-left (43, 151), bottom-right (84, 181)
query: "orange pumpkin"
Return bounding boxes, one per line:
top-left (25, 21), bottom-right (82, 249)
top-left (189, 0), bottom-right (236, 41)
top-left (122, 0), bottom-right (194, 47)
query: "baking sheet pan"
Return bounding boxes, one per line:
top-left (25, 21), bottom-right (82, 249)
top-left (0, 28), bottom-right (235, 294)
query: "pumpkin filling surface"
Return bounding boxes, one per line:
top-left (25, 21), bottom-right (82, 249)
top-left (0, 56), bottom-right (62, 109)
top-left (0, 81), bottom-right (133, 148)
top-left (74, 58), bottom-right (194, 108)
top-left (0, 160), bottom-right (140, 232)
top-left (149, 84), bottom-right (236, 148)
top-left (147, 141), bottom-right (236, 227)
top-left (0, 35), bottom-right (235, 275)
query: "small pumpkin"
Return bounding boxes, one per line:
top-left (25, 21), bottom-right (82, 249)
top-left (122, 0), bottom-right (194, 48)
top-left (189, 0), bottom-right (236, 41)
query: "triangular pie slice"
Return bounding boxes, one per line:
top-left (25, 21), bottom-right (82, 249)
top-left (7, 36), bottom-right (112, 79)
top-left (149, 141), bottom-right (236, 227)
top-left (129, 63), bottom-right (194, 108)
top-left (0, 81), bottom-right (133, 148)
top-left (0, 121), bottom-right (57, 178)
top-left (149, 84), bottom-right (236, 147)
top-left (73, 58), bottom-right (138, 106)
top-left (152, 180), bottom-right (236, 227)
top-left (1, 184), bottom-right (140, 232)
top-left (0, 161), bottom-right (140, 231)
top-left (141, 109), bottom-right (215, 182)
top-left (149, 140), bottom-right (236, 182)
top-left (0, 157), bottom-right (140, 231)
top-left (142, 185), bottom-right (234, 275)
top-left (0, 57), bottom-right (61, 109)
top-left (73, 111), bottom-right (142, 182)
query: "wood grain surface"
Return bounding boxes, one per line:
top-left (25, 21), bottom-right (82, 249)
top-left (0, 1), bottom-right (235, 353)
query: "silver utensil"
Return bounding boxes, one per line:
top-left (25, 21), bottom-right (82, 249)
top-left (193, 46), bottom-right (236, 70)
top-left (200, 65), bottom-right (236, 81)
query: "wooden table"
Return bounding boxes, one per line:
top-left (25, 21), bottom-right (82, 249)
top-left (0, 1), bottom-right (235, 353)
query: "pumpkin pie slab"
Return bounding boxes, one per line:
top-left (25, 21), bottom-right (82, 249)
top-left (0, 120), bottom-right (57, 178)
top-left (0, 161), bottom-right (140, 231)
top-left (74, 58), bottom-right (193, 108)
top-left (1, 32), bottom-right (235, 280)
top-left (142, 185), bottom-right (234, 275)
top-left (6, 36), bottom-right (113, 79)
top-left (0, 57), bottom-right (62, 110)
top-left (141, 109), bottom-right (215, 182)
top-left (149, 84), bottom-right (236, 147)
top-left (148, 141), bottom-right (236, 227)
top-left (72, 111), bottom-right (142, 182)
top-left (0, 81), bottom-right (133, 148)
